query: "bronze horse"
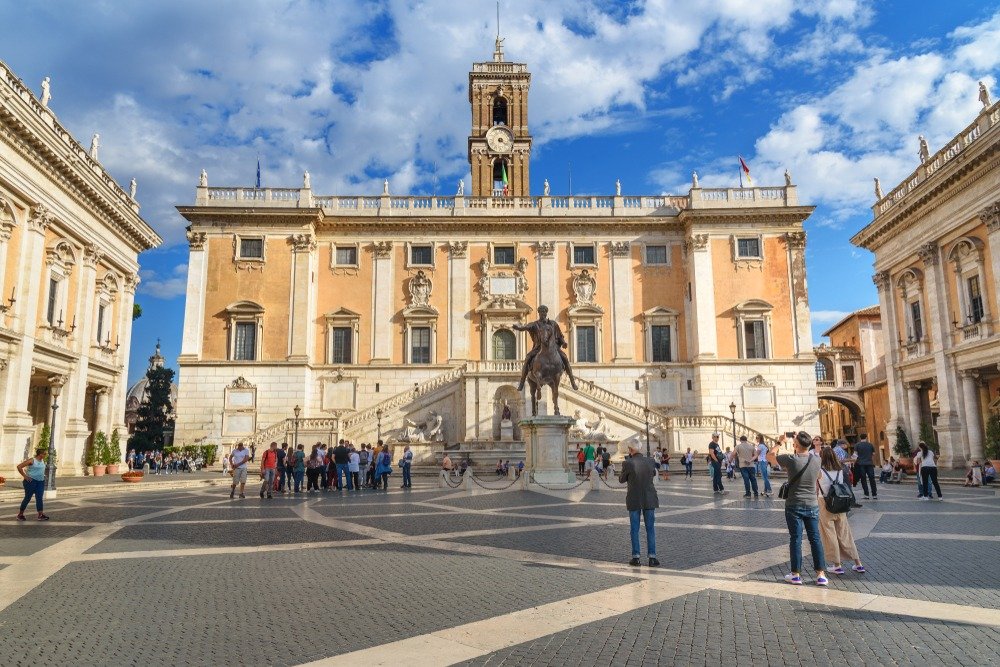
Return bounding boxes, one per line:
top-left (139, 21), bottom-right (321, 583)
top-left (524, 321), bottom-right (564, 416)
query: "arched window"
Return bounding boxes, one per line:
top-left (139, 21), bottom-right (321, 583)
top-left (493, 329), bottom-right (516, 360)
top-left (492, 96), bottom-right (508, 126)
top-left (815, 359), bottom-right (832, 382)
top-left (492, 159), bottom-right (509, 196)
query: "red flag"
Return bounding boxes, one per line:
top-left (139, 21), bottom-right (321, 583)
top-left (738, 156), bottom-right (753, 187)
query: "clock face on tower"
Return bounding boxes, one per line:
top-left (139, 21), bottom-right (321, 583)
top-left (485, 126), bottom-right (514, 153)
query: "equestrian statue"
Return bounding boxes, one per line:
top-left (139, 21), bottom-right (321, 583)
top-left (514, 305), bottom-right (579, 416)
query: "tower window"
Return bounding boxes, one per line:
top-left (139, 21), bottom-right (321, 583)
top-left (493, 160), bottom-right (510, 196)
top-left (492, 96), bottom-right (508, 126)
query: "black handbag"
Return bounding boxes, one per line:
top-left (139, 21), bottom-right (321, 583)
top-left (778, 458), bottom-right (811, 500)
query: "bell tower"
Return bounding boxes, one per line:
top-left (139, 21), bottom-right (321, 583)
top-left (468, 35), bottom-right (532, 197)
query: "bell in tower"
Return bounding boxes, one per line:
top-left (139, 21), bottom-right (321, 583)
top-left (468, 34), bottom-right (532, 197)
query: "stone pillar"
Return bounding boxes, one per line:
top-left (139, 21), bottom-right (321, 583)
top-left (179, 230), bottom-right (208, 360)
top-left (960, 371), bottom-right (985, 462)
top-left (686, 234), bottom-right (717, 358)
top-left (784, 232), bottom-right (813, 358)
top-left (288, 233), bottom-right (316, 362)
top-left (874, 271), bottom-right (906, 445)
top-left (447, 242), bottom-right (469, 362)
top-left (94, 387), bottom-right (110, 437)
top-left (906, 382), bottom-right (923, 449)
top-left (917, 242), bottom-right (962, 466)
top-left (62, 244), bottom-right (101, 473)
top-left (1, 205), bottom-right (50, 466)
top-left (519, 414), bottom-right (575, 484)
top-left (609, 242), bottom-right (634, 361)
top-left (371, 241), bottom-right (394, 363)
top-left (0, 199), bottom-right (12, 319)
top-left (535, 241), bottom-right (557, 312)
top-left (109, 275), bottom-right (138, 448)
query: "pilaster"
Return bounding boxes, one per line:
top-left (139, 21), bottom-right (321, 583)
top-left (179, 230), bottom-right (208, 360)
top-left (873, 271), bottom-right (905, 443)
top-left (287, 233), bottom-right (316, 362)
top-left (685, 234), bottom-right (717, 358)
top-left (959, 370), bottom-right (984, 463)
top-left (609, 242), bottom-right (634, 361)
top-left (447, 242), bottom-right (470, 361)
top-left (784, 232), bottom-right (813, 358)
top-left (371, 241), bottom-right (394, 363)
top-left (535, 241), bottom-right (557, 313)
top-left (982, 201), bottom-right (1000, 309)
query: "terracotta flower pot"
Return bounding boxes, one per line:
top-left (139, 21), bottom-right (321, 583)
top-left (107, 464), bottom-right (120, 474)
top-left (121, 472), bottom-right (143, 483)
top-left (92, 465), bottom-right (107, 477)
top-left (0, 475), bottom-right (5, 487)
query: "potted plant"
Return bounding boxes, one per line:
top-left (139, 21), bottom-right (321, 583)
top-left (89, 432), bottom-right (108, 476)
top-left (919, 422), bottom-right (939, 455)
top-left (985, 413), bottom-right (1000, 470)
top-left (121, 469), bottom-right (144, 483)
top-left (893, 426), bottom-right (914, 473)
top-left (106, 428), bottom-right (122, 474)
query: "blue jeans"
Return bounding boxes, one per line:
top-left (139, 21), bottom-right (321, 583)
top-left (757, 461), bottom-right (772, 493)
top-left (739, 466), bottom-right (759, 495)
top-left (335, 463), bottom-right (351, 490)
top-left (684, 461), bottom-right (693, 478)
top-left (293, 470), bottom-right (304, 492)
top-left (710, 462), bottom-right (724, 491)
top-left (784, 505), bottom-right (825, 574)
top-left (402, 463), bottom-right (412, 487)
top-left (20, 479), bottom-right (45, 513)
top-left (278, 467), bottom-right (287, 491)
top-left (629, 509), bottom-right (656, 558)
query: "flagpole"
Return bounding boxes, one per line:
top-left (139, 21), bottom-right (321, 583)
top-left (738, 157), bottom-right (743, 189)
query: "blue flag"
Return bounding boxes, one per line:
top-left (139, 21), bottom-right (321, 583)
top-left (256, 157), bottom-right (261, 188)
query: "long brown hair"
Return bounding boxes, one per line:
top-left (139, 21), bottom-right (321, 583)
top-left (819, 446), bottom-right (841, 472)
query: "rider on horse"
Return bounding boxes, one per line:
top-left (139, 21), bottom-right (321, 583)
top-left (514, 305), bottom-right (579, 391)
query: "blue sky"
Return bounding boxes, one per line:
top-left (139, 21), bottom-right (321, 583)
top-left (2, 0), bottom-right (999, 385)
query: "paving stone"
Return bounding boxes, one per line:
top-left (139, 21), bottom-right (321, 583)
top-left (341, 512), bottom-right (563, 536)
top-left (0, 524), bottom-right (91, 557)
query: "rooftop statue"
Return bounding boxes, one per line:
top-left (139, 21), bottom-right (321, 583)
top-left (784, 169), bottom-right (792, 186)
top-left (980, 81), bottom-right (992, 109)
top-left (129, 178), bottom-right (137, 200)
top-left (543, 178), bottom-right (550, 196)
top-left (40, 76), bottom-right (51, 107)
top-left (457, 179), bottom-right (464, 196)
top-left (692, 171), bottom-right (699, 188)
top-left (199, 169), bottom-right (208, 187)
top-left (874, 177), bottom-right (883, 200)
top-left (90, 133), bottom-right (100, 160)
top-left (303, 170), bottom-right (311, 189)
top-left (918, 135), bottom-right (930, 163)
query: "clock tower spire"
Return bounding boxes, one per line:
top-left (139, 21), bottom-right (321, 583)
top-left (468, 32), bottom-right (532, 197)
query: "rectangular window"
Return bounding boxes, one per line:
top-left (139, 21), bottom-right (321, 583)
top-left (411, 326), bottom-right (431, 364)
top-left (736, 237), bottom-right (762, 258)
top-left (330, 327), bottom-right (352, 364)
top-left (645, 245), bottom-right (668, 265)
top-left (334, 246), bottom-right (358, 266)
top-left (233, 322), bottom-right (257, 361)
top-left (967, 275), bottom-right (984, 323)
top-left (239, 238), bottom-right (264, 259)
top-left (46, 278), bottom-right (58, 325)
top-left (576, 326), bottom-right (597, 362)
top-left (910, 301), bottom-right (923, 340)
top-left (493, 246), bottom-right (515, 265)
top-left (743, 320), bottom-right (767, 359)
top-left (96, 304), bottom-right (106, 344)
top-left (573, 244), bottom-right (595, 265)
top-left (841, 365), bottom-right (855, 382)
top-left (410, 245), bottom-right (433, 266)
top-left (651, 325), bottom-right (672, 362)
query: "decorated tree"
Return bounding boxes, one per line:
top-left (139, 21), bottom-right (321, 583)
top-left (127, 365), bottom-right (175, 451)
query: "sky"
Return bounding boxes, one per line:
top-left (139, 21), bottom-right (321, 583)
top-left (2, 0), bottom-right (999, 385)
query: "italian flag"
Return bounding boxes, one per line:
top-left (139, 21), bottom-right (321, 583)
top-left (738, 155), bottom-right (753, 187)
top-left (501, 161), bottom-right (509, 196)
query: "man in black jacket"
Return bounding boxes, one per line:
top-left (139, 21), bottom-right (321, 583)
top-left (619, 443), bottom-right (660, 567)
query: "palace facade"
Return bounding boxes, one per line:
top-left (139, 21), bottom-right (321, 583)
top-left (852, 88), bottom-right (1000, 467)
top-left (175, 42), bottom-right (819, 458)
top-left (0, 61), bottom-right (161, 475)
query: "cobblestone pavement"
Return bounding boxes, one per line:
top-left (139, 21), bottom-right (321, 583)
top-left (1, 474), bottom-right (997, 666)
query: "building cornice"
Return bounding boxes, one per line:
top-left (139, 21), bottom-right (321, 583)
top-left (0, 60), bottom-right (162, 252)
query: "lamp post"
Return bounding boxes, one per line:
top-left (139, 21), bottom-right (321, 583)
top-left (376, 408), bottom-right (383, 444)
top-left (293, 404), bottom-right (301, 448)
top-left (45, 376), bottom-right (65, 494)
top-left (729, 401), bottom-right (737, 450)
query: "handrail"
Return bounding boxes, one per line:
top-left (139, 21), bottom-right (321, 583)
top-left (341, 365), bottom-right (467, 430)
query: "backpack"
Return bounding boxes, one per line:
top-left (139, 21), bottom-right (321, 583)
top-left (822, 469), bottom-right (854, 514)
top-left (359, 450), bottom-right (369, 466)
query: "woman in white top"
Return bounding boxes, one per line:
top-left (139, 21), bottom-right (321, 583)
top-left (817, 447), bottom-right (865, 575)
top-left (913, 441), bottom-right (943, 500)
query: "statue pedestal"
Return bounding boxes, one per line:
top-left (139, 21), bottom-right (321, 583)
top-left (519, 415), bottom-right (575, 484)
top-left (500, 419), bottom-right (514, 441)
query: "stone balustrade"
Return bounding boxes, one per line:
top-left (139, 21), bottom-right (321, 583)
top-left (195, 187), bottom-right (795, 216)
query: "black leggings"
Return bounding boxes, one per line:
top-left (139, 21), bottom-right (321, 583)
top-left (920, 467), bottom-right (942, 498)
top-left (306, 468), bottom-right (320, 491)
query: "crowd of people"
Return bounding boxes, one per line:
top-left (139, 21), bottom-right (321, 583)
top-left (127, 450), bottom-right (204, 474)
top-left (226, 439), bottom-right (413, 499)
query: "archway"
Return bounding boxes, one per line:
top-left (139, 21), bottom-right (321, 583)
top-left (493, 384), bottom-right (524, 440)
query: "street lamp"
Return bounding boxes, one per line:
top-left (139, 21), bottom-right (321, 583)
top-left (45, 376), bottom-right (65, 494)
top-left (729, 401), bottom-right (737, 450)
top-left (293, 404), bottom-right (301, 448)
top-left (376, 408), bottom-right (383, 444)
top-left (636, 377), bottom-right (651, 458)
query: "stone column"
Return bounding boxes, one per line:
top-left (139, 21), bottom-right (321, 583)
top-left (446, 242), bottom-right (470, 362)
top-left (1, 205), bottom-right (50, 466)
top-left (179, 230), bottom-right (208, 361)
top-left (917, 242), bottom-right (962, 466)
top-left (62, 244), bottom-right (102, 473)
top-left (874, 271), bottom-right (906, 443)
top-left (784, 232), bottom-right (813, 358)
top-left (960, 371), bottom-right (984, 462)
top-left (609, 242), bottom-right (634, 361)
top-left (94, 387), bottom-right (110, 437)
top-left (686, 234), bottom-right (717, 358)
top-left (983, 202), bottom-right (1000, 316)
top-left (535, 241), bottom-right (557, 312)
top-left (906, 382), bottom-right (923, 448)
top-left (287, 233), bottom-right (316, 362)
top-left (109, 274), bottom-right (138, 446)
top-left (371, 241), bottom-right (394, 363)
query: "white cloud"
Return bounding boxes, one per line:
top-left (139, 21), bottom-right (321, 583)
top-left (811, 309), bottom-right (851, 324)
top-left (139, 263), bottom-right (188, 300)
